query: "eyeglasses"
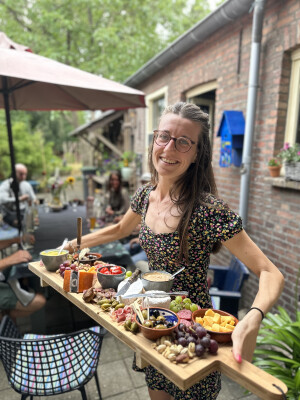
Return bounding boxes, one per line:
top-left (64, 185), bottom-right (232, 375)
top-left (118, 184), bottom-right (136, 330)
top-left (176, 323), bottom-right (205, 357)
top-left (153, 130), bottom-right (196, 153)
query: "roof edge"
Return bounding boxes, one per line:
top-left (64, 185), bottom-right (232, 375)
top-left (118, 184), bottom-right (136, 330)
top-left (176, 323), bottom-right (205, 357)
top-left (124, 0), bottom-right (253, 88)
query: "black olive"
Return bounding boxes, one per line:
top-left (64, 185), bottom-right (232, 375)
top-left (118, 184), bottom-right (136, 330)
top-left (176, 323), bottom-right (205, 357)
top-left (166, 322), bottom-right (173, 328)
top-left (152, 310), bottom-right (160, 319)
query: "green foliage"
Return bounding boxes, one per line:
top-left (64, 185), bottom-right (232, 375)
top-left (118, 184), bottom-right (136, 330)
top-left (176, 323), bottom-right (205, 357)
top-left (0, 117), bottom-right (62, 179)
top-left (253, 300), bottom-right (300, 398)
top-left (268, 158), bottom-right (281, 167)
top-left (278, 143), bottom-right (300, 163)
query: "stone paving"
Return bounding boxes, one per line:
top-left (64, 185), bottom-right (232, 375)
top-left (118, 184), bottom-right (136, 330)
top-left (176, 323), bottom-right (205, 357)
top-left (0, 330), bottom-right (260, 400)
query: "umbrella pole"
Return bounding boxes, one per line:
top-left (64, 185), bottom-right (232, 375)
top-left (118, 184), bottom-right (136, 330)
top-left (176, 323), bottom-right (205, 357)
top-left (2, 76), bottom-right (23, 237)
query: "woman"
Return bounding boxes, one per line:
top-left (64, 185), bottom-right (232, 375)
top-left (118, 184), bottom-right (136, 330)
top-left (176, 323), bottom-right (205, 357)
top-left (104, 170), bottom-right (130, 220)
top-left (66, 102), bottom-right (284, 400)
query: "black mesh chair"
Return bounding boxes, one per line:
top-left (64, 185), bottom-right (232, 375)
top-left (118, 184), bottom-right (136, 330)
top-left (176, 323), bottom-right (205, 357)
top-left (0, 316), bottom-right (106, 400)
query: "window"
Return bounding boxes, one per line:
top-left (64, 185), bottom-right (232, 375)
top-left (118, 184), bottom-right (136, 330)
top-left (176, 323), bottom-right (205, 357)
top-left (145, 86), bottom-right (168, 169)
top-left (285, 49), bottom-right (300, 145)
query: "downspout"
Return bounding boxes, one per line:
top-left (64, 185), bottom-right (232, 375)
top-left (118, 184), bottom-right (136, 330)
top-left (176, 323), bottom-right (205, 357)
top-left (239, 0), bottom-right (266, 227)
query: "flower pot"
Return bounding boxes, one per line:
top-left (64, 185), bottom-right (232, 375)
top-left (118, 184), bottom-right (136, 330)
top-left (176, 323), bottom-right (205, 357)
top-left (121, 167), bottom-right (133, 181)
top-left (284, 162), bottom-right (300, 181)
top-left (268, 165), bottom-right (281, 177)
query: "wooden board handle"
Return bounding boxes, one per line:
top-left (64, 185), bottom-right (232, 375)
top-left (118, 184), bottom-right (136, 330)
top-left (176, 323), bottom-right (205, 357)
top-left (219, 349), bottom-right (287, 400)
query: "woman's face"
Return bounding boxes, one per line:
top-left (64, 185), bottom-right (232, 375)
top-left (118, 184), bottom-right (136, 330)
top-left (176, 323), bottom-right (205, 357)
top-left (110, 174), bottom-right (120, 190)
top-left (152, 113), bottom-right (200, 181)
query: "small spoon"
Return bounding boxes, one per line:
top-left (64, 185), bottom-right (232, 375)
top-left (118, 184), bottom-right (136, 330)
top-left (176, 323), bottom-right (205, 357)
top-left (58, 238), bottom-right (68, 255)
top-left (171, 266), bottom-right (185, 278)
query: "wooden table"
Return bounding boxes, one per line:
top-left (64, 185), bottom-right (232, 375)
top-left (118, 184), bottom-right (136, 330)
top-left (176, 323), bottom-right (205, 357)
top-left (29, 261), bottom-right (287, 400)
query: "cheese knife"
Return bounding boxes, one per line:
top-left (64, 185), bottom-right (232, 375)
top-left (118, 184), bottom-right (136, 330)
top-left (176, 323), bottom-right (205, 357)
top-left (116, 268), bottom-right (141, 296)
top-left (77, 217), bottom-right (82, 254)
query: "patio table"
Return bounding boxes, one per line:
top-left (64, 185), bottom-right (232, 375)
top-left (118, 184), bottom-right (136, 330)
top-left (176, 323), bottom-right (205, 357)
top-left (28, 261), bottom-right (287, 400)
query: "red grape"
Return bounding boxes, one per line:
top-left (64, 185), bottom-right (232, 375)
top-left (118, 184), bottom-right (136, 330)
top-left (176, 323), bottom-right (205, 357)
top-left (208, 339), bottom-right (219, 354)
top-left (195, 344), bottom-right (205, 357)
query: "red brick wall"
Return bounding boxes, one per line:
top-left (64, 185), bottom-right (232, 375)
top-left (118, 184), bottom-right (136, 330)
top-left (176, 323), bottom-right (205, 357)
top-left (136, 0), bottom-right (300, 317)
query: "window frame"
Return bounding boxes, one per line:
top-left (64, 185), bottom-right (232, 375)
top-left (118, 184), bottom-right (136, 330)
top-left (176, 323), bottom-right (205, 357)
top-left (285, 49), bottom-right (300, 145)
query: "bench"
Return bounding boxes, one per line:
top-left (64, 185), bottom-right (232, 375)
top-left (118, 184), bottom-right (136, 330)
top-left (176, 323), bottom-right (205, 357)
top-left (209, 256), bottom-right (250, 317)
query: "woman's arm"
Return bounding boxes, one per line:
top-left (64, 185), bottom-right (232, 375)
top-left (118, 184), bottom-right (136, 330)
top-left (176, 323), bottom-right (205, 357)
top-left (67, 208), bottom-right (141, 252)
top-left (222, 229), bottom-right (284, 362)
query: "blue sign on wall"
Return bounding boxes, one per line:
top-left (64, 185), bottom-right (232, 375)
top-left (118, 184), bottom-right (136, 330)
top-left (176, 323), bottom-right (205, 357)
top-left (217, 111), bottom-right (245, 167)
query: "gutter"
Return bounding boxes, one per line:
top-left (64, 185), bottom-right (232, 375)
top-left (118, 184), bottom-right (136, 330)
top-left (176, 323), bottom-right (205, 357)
top-left (124, 0), bottom-right (254, 88)
top-left (239, 0), bottom-right (266, 227)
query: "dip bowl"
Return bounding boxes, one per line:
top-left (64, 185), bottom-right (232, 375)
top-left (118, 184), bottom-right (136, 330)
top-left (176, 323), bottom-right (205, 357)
top-left (40, 249), bottom-right (69, 272)
top-left (141, 271), bottom-right (174, 292)
top-left (97, 265), bottom-right (126, 290)
top-left (72, 252), bottom-right (102, 265)
top-left (134, 307), bottom-right (179, 340)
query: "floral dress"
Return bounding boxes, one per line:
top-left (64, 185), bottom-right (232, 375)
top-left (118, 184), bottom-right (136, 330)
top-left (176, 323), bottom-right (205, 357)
top-left (131, 184), bottom-right (243, 400)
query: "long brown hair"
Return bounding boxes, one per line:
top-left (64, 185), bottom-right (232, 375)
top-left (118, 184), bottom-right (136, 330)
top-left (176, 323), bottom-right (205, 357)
top-left (148, 102), bottom-right (221, 261)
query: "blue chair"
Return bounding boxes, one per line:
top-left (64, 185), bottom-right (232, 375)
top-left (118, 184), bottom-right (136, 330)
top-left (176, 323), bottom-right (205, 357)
top-left (209, 257), bottom-right (250, 317)
top-left (0, 316), bottom-right (106, 400)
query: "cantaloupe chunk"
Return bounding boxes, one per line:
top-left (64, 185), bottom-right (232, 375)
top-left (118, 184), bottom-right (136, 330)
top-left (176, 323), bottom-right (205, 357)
top-left (203, 316), bottom-right (214, 326)
top-left (205, 309), bottom-right (215, 317)
top-left (63, 270), bottom-right (71, 291)
top-left (211, 323), bottom-right (221, 332)
top-left (78, 271), bottom-right (94, 292)
top-left (213, 313), bottom-right (221, 324)
top-left (195, 317), bottom-right (204, 325)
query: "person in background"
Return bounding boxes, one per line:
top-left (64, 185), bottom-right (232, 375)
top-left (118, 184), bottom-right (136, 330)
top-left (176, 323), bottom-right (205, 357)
top-left (0, 163), bottom-right (38, 228)
top-left (0, 245), bottom-right (46, 322)
top-left (104, 170), bottom-right (130, 221)
top-left (66, 102), bottom-right (284, 400)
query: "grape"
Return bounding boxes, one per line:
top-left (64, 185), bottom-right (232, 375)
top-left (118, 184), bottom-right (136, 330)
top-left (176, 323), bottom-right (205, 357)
top-left (208, 339), bottom-right (219, 354)
top-left (195, 326), bottom-right (207, 339)
top-left (63, 260), bottom-right (71, 267)
top-left (195, 344), bottom-right (205, 357)
top-left (200, 336), bottom-right (211, 348)
top-left (183, 303), bottom-right (191, 310)
top-left (61, 271), bottom-right (65, 278)
top-left (177, 337), bottom-right (188, 347)
top-left (175, 296), bottom-right (183, 303)
top-left (65, 266), bottom-right (71, 270)
top-left (177, 331), bottom-right (185, 339)
top-left (125, 271), bottom-right (132, 278)
top-left (190, 303), bottom-right (198, 312)
top-left (59, 264), bottom-right (65, 272)
top-left (70, 263), bottom-right (77, 270)
top-left (178, 323), bottom-right (186, 332)
top-left (186, 335), bottom-right (197, 344)
top-left (170, 300), bottom-right (177, 307)
top-left (170, 304), bottom-right (181, 313)
top-left (182, 297), bottom-right (192, 304)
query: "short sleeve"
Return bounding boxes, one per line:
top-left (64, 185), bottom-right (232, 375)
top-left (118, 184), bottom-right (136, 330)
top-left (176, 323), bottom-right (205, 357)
top-left (130, 184), bottom-right (152, 216)
top-left (193, 196), bottom-right (243, 243)
top-left (208, 199), bottom-right (243, 242)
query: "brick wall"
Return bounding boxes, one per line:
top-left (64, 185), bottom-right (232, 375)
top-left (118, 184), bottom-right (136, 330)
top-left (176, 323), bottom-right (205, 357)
top-left (136, 0), bottom-right (300, 317)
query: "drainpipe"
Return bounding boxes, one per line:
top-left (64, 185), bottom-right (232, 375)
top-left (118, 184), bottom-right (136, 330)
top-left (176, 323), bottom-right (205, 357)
top-left (239, 0), bottom-right (266, 227)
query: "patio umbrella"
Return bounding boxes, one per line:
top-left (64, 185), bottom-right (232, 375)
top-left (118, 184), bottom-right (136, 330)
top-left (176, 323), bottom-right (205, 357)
top-left (0, 32), bottom-right (145, 233)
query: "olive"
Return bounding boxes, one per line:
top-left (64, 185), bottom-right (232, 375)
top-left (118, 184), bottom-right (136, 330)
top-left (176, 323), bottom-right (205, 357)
top-left (166, 322), bottom-right (173, 328)
top-left (149, 315), bottom-right (156, 322)
top-left (155, 324), bottom-right (166, 330)
top-left (142, 310), bottom-right (148, 319)
top-left (124, 320), bottom-right (132, 331)
top-left (152, 310), bottom-right (160, 319)
top-left (156, 316), bottom-right (166, 323)
top-left (130, 322), bottom-right (139, 333)
top-left (115, 303), bottom-right (125, 310)
top-left (143, 320), bottom-right (154, 328)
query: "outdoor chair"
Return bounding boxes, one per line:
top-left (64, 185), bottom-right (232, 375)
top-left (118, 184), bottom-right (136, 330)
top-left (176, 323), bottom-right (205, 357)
top-left (209, 256), bottom-right (250, 317)
top-left (0, 315), bottom-right (106, 400)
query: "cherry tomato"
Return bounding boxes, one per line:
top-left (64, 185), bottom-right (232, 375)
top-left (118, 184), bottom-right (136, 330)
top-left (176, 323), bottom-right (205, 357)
top-left (110, 266), bottom-right (122, 275)
top-left (100, 267), bottom-right (109, 274)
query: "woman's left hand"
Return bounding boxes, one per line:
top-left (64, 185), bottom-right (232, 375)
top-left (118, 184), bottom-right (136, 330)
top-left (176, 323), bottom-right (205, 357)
top-left (231, 311), bottom-right (262, 363)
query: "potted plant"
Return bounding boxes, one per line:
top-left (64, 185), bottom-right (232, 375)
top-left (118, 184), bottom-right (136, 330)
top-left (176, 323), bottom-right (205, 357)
top-left (120, 151), bottom-right (136, 181)
top-left (277, 142), bottom-right (300, 181)
top-left (267, 158), bottom-right (282, 177)
top-left (253, 268), bottom-right (300, 400)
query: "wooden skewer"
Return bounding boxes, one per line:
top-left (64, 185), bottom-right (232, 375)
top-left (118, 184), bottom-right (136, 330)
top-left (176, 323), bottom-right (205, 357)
top-left (132, 301), bottom-right (144, 324)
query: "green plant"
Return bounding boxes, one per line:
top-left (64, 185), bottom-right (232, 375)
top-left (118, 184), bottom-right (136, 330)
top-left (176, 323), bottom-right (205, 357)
top-left (253, 270), bottom-right (300, 399)
top-left (268, 158), bottom-right (281, 167)
top-left (278, 142), bottom-right (300, 163)
top-left (121, 151), bottom-right (136, 167)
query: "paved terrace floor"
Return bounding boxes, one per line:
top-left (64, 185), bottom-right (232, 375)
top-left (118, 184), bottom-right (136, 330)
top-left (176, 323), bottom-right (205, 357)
top-left (0, 204), bottom-right (259, 400)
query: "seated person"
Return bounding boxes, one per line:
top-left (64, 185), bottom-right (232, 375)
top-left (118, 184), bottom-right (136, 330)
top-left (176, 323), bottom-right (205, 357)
top-left (0, 163), bottom-right (38, 228)
top-left (0, 244), bottom-right (46, 322)
top-left (103, 170), bottom-right (130, 222)
top-left (124, 236), bottom-right (148, 264)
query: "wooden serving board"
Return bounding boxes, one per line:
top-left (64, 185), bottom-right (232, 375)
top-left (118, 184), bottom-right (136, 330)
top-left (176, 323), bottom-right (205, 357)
top-left (29, 262), bottom-right (287, 400)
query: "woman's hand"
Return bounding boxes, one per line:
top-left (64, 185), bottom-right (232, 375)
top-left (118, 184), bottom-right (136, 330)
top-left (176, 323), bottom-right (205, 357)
top-left (231, 310), bottom-right (262, 363)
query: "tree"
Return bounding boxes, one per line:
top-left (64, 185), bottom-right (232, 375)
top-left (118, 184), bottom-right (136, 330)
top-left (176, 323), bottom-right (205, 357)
top-left (0, 0), bottom-right (225, 177)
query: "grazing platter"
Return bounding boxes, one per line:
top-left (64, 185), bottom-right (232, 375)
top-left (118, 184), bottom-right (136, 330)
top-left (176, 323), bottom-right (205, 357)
top-left (29, 261), bottom-right (287, 400)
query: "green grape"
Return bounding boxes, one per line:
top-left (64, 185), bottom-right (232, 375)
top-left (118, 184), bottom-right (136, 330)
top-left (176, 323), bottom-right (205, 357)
top-left (190, 303), bottom-right (198, 312)
top-left (125, 271), bottom-right (132, 278)
top-left (175, 296), bottom-right (183, 303)
top-left (184, 303), bottom-right (191, 310)
top-left (170, 304), bottom-right (181, 313)
top-left (170, 300), bottom-right (177, 308)
top-left (182, 297), bottom-right (192, 304)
